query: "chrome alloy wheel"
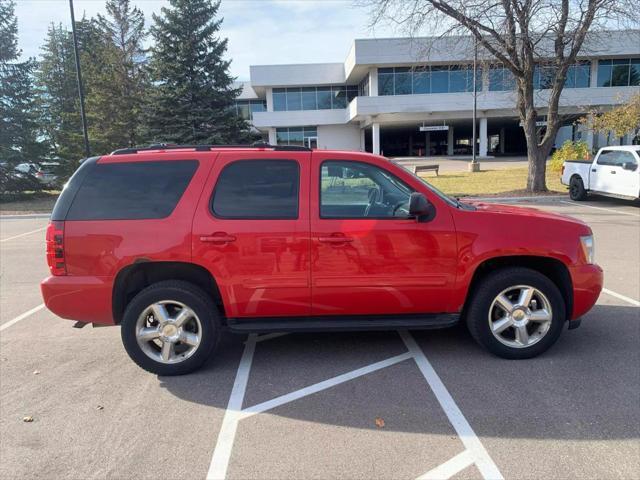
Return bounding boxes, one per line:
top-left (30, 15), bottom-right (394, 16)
top-left (488, 285), bottom-right (553, 348)
top-left (135, 300), bottom-right (202, 364)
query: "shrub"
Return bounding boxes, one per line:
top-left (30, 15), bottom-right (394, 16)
top-left (549, 140), bottom-right (590, 173)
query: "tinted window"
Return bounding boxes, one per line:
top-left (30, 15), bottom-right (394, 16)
top-left (320, 161), bottom-right (413, 219)
top-left (66, 160), bottom-right (198, 220)
top-left (212, 160), bottom-right (299, 219)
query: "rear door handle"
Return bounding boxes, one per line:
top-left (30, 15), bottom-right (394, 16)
top-left (591, 168), bottom-right (597, 172)
top-left (611, 170), bottom-right (616, 174)
top-left (318, 235), bottom-right (354, 244)
top-left (200, 233), bottom-right (237, 244)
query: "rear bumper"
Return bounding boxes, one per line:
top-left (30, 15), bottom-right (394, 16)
top-left (569, 264), bottom-right (603, 320)
top-left (41, 275), bottom-right (115, 325)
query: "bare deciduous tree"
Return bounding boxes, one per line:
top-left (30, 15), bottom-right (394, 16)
top-left (361, 0), bottom-right (637, 191)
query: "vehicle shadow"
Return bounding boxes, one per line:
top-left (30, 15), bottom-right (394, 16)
top-left (159, 304), bottom-right (639, 440)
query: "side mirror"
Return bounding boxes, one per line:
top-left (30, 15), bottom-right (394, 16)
top-left (622, 162), bottom-right (638, 171)
top-left (409, 192), bottom-right (434, 221)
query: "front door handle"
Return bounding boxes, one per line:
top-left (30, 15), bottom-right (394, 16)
top-left (318, 235), bottom-right (354, 244)
top-left (611, 170), bottom-right (616, 174)
top-left (200, 233), bottom-right (237, 244)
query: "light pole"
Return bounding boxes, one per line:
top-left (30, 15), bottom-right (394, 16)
top-left (469, 37), bottom-right (480, 172)
top-left (69, 0), bottom-right (90, 158)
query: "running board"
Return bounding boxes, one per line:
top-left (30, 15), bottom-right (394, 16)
top-left (226, 314), bottom-right (459, 334)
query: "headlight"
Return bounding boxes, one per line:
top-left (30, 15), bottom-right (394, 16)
top-left (580, 235), bottom-right (595, 264)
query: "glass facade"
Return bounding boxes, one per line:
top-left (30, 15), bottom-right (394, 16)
top-left (597, 58), bottom-right (640, 87)
top-left (378, 65), bottom-right (482, 95)
top-left (233, 100), bottom-right (267, 120)
top-left (489, 61), bottom-right (591, 91)
top-left (276, 127), bottom-right (317, 146)
top-left (273, 86), bottom-right (358, 111)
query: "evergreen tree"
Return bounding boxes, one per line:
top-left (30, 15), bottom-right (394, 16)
top-left (143, 0), bottom-right (251, 145)
top-left (0, 0), bottom-right (47, 170)
top-left (36, 23), bottom-right (85, 177)
top-left (95, 0), bottom-right (148, 148)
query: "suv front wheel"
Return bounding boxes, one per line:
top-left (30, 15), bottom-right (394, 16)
top-left (121, 280), bottom-right (220, 375)
top-left (466, 268), bottom-right (566, 359)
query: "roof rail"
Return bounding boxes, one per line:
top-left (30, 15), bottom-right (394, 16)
top-left (110, 143), bottom-right (311, 155)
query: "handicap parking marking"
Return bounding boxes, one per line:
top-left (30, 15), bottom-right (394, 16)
top-left (207, 331), bottom-right (503, 480)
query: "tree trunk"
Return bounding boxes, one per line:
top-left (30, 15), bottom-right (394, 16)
top-left (526, 146), bottom-right (548, 192)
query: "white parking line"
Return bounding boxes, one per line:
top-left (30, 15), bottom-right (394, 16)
top-left (400, 331), bottom-right (503, 480)
top-left (0, 304), bottom-right (45, 332)
top-left (602, 288), bottom-right (640, 307)
top-left (207, 331), bottom-right (503, 480)
top-left (0, 226), bottom-right (47, 243)
top-left (559, 200), bottom-right (640, 217)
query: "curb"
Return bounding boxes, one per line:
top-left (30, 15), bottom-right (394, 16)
top-left (0, 213), bottom-right (51, 219)
top-left (463, 195), bottom-right (566, 202)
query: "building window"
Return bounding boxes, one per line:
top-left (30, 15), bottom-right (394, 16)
top-left (272, 86), bottom-right (357, 111)
top-left (378, 65), bottom-right (482, 95)
top-left (234, 100), bottom-right (267, 120)
top-left (276, 127), bottom-right (317, 146)
top-left (358, 74), bottom-right (370, 97)
top-left (490, 61), bottom-right (592, 91)
top-left (597, 58), bottom-right (640, 87)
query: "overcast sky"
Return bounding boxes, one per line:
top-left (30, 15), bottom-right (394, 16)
top-left (15, 0), bottom-right (398, 80)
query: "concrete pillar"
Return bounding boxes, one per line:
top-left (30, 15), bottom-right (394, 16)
top-left (369, 67), bottom-right (378, 96)
top-left (590, 61), bottom-right (598, 88)
top-left (265, 87), bottom-right (274, 112)
top-left (499, 127), bottom-right (505, 154)
top-left (425, 132), bottom-right (431, 157)
top-left (372, 122), bottom-right (380, 155)
top-left (447, 127), bottom-right (454, 156)
top-left (268, 128), bottom-right (277, 145)
top-left (479, 118), bottom-right (488, 157)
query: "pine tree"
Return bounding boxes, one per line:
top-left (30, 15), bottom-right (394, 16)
top-left (0, 0), bottom-right (47, 170)
top-left (95, 0), bottom-right (148, 148)
top-left (142, 0), bottom-right (251, 145)
top-left (36, 23), bottom-right (85, 177)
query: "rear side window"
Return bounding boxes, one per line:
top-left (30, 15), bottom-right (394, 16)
top-left (211, 160), bottom-right (299, 219)
top-left (66, 160), bottom-right (198, 220)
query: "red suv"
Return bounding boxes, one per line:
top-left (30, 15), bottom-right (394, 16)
top-left (41, 145), bottom-right (603, 375)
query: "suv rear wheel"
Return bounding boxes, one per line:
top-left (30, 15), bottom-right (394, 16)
top-left (466, 268), bottom-right (565, 359)
top-left (121, 280), bottom-right (220, 375)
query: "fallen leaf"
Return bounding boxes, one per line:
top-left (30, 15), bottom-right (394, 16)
top-left (33, 370), bottom-right (40, 375)
top-left (96, 405), bottom-right (104, 411)
top-left (22, 416), bottom-right (34, 423)
top-left (375, 417), bottom-right (385, 428)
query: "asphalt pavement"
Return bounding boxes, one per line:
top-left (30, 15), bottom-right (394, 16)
top-left (0, 195), bottom-right (638, 480)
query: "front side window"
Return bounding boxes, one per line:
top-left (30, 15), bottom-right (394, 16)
top-left (211, 160), bottom-right (299, 219)
top-left (320, 161), bottom-right (414, 219)
top-left (66, 160), bottom-right (198, 220)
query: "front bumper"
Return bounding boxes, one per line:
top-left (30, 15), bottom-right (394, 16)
top-left (569, 264), bottom-right (604, 320)
top-left (41, 275), bottom-right (115, 325)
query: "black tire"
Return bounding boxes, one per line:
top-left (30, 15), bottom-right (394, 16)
top-left (121, 280), bottom-right (220, 375)
top-left (569, 176), bottom-right (587, 201)
top-left (466, 267), bottom-right (565, 359)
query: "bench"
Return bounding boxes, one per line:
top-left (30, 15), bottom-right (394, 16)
top-left (412, 164), bottom-right (440, 176)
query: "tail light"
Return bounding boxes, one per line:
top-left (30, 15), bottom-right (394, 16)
top-left (36, 171), bottom-right (43, 178)
top-left (46, 221), bottom-right (66, 276)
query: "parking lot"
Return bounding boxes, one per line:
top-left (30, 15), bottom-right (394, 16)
top-left (1, 196), bottom-right (638, 480)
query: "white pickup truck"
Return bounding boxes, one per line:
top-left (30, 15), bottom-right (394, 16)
top-left (561, 145), bottom-right (640, 201)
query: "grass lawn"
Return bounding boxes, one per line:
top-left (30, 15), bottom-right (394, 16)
top-left (0, 191), bottom-right (59, 215)
top-left (420, 167), bottom-right (565, 197)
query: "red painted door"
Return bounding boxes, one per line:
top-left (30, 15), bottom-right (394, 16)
top-left (192, 150), bottom-right (311, 318)
top-left (310, 152), bottom-right (458, 316)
